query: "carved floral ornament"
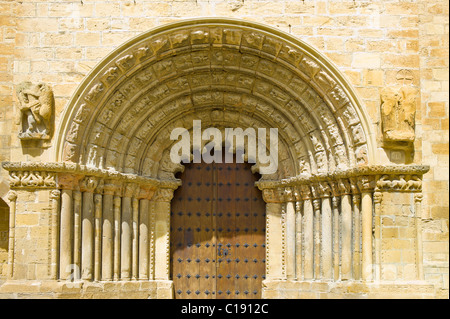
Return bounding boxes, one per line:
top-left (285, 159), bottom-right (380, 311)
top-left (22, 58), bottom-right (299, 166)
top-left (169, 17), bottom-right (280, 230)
top-left (1, 162), bottom-right (180, 198)
top-left (257, 164), bottom-right (429, 203)
top-left (56, 18), bottom-right (376, 181)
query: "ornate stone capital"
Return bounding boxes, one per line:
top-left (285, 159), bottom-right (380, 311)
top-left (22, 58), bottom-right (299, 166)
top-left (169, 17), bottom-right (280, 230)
top-left (6, 190), bottom-right (17, 202)
top-left (153, 188), bottom-right (175, 202)
top-left (261, 188), bottom-right (283, 203)
top-left (103, 179), bottom-right (123, 196)
top-left (79, 176), bottom-right (100, 193)
top-left (123, 182), bottom-right (139, 198)
top-left (57, 173), bottom-right (83, 191)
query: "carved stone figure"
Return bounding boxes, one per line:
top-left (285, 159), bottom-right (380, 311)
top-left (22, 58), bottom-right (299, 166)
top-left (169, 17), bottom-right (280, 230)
top-left (15, 82), bottom-right (54, 140)
top-left (380, 86), bottom-right (417, 145)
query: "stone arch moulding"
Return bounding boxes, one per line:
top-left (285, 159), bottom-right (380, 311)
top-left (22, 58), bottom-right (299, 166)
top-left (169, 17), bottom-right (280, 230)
top-left (54, 17), bottom-right (377, 176)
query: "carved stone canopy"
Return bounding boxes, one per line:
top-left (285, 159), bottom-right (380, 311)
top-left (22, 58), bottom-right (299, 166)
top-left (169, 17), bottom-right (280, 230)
top-left (55, 18), bottom-right (375, 182)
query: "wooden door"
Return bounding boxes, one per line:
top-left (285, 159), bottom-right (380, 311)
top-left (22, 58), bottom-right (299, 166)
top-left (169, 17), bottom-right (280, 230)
top-left (170, 159), bottom-right (266, 299)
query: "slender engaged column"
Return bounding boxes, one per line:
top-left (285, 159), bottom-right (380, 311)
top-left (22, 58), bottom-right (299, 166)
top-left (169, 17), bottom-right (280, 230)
top-left (138, 186), bottom-right (155, 280)
top-left (301, 185), bottom-right (314, 280)
top-left (94, 186), bottom-right (103, 281)
top-left (332, 195), bottom-right (340, 281)
top-left (352, 193), bottom-right (361, 280)
top-left (57, 174), bottom-right (82, 280)
top-left (50, 190), bottom-right (61, 280)
top-left (312, 196), bottom-right (321, 280)
top-left (113, 192), bottom-right (122, 281)
top-left (73, 189), bottom-right (82, 274)
top-left (285, 188), bottom-right (296, 280)
top-left (80, 176), bottom-right (99, 281)
top-left (295, 197), bottom-right (303, 281)
top-left (414, 193), bottom-right (424, 280)
top-left (7, 191), bottom-right (17, 279)
top-left (121, 183), bottom-right (137, 281)
top-left (361, 190), bottom-right (373, 281)
top-left (373, 192), bottom-right (383, 281)
top-left (341, 191), bottom-right (352, 280)
top-left (102, 180), bottom-right (118, 281)
top-left (132, 197), bottom-right (139, 280)
top-left (319, 182), bottom-right (332, 280)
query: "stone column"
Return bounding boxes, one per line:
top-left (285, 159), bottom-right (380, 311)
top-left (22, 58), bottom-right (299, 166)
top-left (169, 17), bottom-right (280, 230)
top-left (300, 185), bottom-right (314, 280)
top-left (6, 191), bottom-right (17, 279)
top-left (121, 182), bottom-right (138, 281)
top-left (138, 185), bottom-right (155, 281)
top-left (49, 190), bottom-right (61, 280)
top-left (132, 196), bottom-right (139, 281)
top-left (113, 186), bottom-right (122, 281)
top-left (311, 185), bottom-right (321, 279)
top-left (101, 179), bottom-right (120, 281)
top-left (57, 174), bottom-right (82, 280)
top-left (153, 188), bottom-right (174, 280)
top-left (331, 192), bottom-right (340, 281)
top-left (73, 188), bottom-right (82, 276)
top-left (352, 191), bottom-right (361, 280)
top-left (80, 176), bottom-right (99, 281)
top-left (284, 187), bottom-right (296, 280)
top-left (373, 191), bottom-right (383, 281)
top-left (294, 188), bottom-right (303, 281)
top-left (359, 176), bottom-right (374, 282)
top-left (319, 182), bottom-right (333, 280)
top-left (414, 193), bottom-right (424, 280)
top-left (94, 180), bottom-right (104, 282)
top-left (339, 179), bottom-right (352, 280)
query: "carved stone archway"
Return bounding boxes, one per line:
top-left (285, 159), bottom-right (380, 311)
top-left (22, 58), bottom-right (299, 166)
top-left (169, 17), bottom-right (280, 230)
top-left (1, 19), bottom-right (435, 298)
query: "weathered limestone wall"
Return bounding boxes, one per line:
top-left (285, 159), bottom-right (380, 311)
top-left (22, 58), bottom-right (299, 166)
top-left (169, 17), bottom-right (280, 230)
top-left (0, 0), bottom-right (448, 298)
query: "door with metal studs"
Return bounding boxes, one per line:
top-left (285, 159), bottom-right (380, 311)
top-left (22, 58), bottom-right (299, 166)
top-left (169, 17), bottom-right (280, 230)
top-left (170, 157), bottom-right (266, 299)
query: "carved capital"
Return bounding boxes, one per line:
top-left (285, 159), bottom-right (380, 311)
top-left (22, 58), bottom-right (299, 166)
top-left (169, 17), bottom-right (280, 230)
top-left (103, 179), bottom-right (123, 196)
top-left (318, 181), bottom-right (332, 198)
top-left (153, 188), bottom-right (175, 202)
top-left (137, 184), bottom-right (156, 200)
top-left (6, 190), bottom-right (17, 202)
top-left (338, 178), bottom-right (352, 195)
top-left (123, 182), bottom-right (139, 198)
top-left (79, 176), bottom-right (99, 193)
top-left (50, 189), bottom-right (61, 200)
top-left (356, 175), bottom-right (375, 193)
top-left (57, 173), bottom-right (83, 190)
top-left (298, 184), bottom-right (312, 201)
top-left (262, 188), bottom-right (283, 203)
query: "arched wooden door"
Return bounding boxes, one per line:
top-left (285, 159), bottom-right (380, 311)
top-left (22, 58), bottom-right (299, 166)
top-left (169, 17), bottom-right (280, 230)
top-left (170, 159), bottom-right (266, 299)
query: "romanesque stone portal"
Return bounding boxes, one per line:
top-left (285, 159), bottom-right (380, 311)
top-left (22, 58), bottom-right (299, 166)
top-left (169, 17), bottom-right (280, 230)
top-left (0, 18), bottom-right (438, 298)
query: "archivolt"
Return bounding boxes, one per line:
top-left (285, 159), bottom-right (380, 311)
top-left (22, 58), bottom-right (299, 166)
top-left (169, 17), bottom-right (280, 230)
top-left (56, 18), bottom-right (375, 180)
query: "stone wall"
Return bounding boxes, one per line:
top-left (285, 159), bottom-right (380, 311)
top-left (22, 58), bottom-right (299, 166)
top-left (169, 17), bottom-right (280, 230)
top-left (0, 0), bottom-right (448, 298)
